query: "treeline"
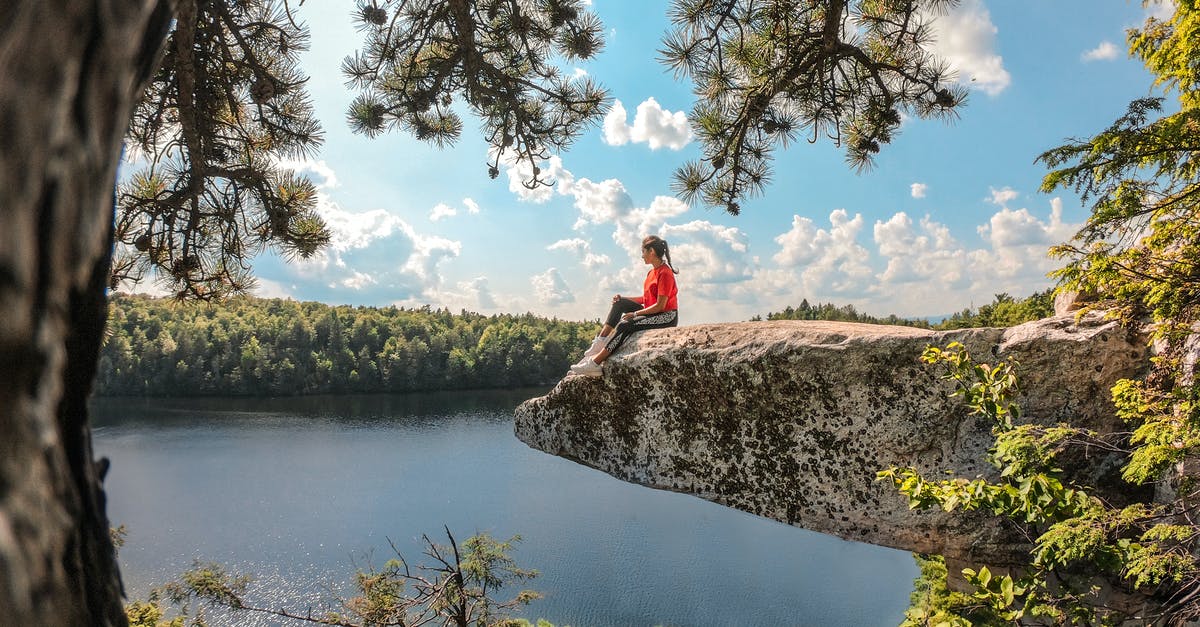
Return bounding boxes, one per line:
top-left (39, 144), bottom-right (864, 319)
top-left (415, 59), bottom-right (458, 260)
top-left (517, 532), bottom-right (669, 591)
top-left (933, 290), bottom-right (1054, 329)
top-left (759, 290), bottom-right (1055, 329)
top-left (757, 301), bottom-right (932, 328)
top-left (97, 294), bottom-right (595, 397)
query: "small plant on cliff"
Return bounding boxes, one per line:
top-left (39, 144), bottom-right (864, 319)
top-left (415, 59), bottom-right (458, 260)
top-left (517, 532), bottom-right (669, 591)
top-left (133, 528), bottom-right (542, 627)
top-left (881, 342), bottom-right (1199, 624)
top-left (884, 4), bottom-right (1200, 623)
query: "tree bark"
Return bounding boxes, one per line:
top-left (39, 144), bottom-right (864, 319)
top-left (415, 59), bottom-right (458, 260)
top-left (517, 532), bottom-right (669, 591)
top-left (0, 1), bottom-right (172, 625)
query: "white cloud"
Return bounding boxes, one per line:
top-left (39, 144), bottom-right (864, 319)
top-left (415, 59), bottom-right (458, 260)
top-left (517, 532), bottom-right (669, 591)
top-left (1146, 0), bottom-right (1176, 21)
top-left (925, 0), bottom-right (1011, 96)
top-left (873, 212), bottom-right (969, 287)
top-left (532, 268), bottom-right (575, 305)
top-left (430, 198), bottom-right (481, 221)
top-left (274, 157), bottom-right (339, 189)
top-left (341, 271), bottom-right (377, 290)
top-left (771, 209), bottom-right (873, 297)
top-left (582, 252), bottom-right (611, 269)
top-left (504, 154), bottom-right (570, 203)
top-left (659, 221), bottom-right (754, 296)
top-left (459, 276), bottom-right (497, 310)
top-left (252, 277), bottom-right (294, 300)
top-left (566, 176), bottom-right (635, 228)
top-left (987, 186), bottom-right (1019, 207)
top-left (743, 196), bottom-right (1082, 319)
top-left (283, 190), bottom-right (462, 302)
top-left (548, 238), bottom-right (613, 270)
top-left (978, 197), bottom-right (1073, 249)
top-left (602, 100), bottom-right (632, 146)
top-left (910, 183), bottom-right (928, 199)
top-left (317, 202), bottom-right (408, 255)
top-left (602, 97), bottom-right (692, 150)
top-left (429, 203), bottom-right (457, 221)
top-left (548, 238), bottom-right (589, 254)
top-left (572, 67), bottom-right (589, 80)
top-left (1082, 41), bottom-right (1119, 62)
top-left (504, 155), bottom-right (689, 253)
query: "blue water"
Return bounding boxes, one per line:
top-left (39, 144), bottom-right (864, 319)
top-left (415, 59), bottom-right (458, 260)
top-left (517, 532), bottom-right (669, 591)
top-left (92, 390), bottom-right (917, 626)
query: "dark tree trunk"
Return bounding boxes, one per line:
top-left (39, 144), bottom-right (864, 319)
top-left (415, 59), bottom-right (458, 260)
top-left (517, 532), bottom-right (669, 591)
top-left (0, 1), bottom-right (172, 625)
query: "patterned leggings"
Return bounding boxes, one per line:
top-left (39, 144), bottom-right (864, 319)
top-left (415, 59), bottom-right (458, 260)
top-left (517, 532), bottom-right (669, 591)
top-left (603, 297), bottom-right (679, 355)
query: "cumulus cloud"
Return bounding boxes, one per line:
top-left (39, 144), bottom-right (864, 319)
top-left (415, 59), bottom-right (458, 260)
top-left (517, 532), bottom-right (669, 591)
top-left (429, 203), bottom-right (457, 221)
top-left (978, 197), bottom-right (1073, 249)
top-left (502, 154), bottom-right (681, 251)
top-left (531, 268), bottom-right (575, 305)
top-left (252, 277), bottom-right (294, 300)
top-left (1082, 41), bottom-right (1119, 62)
top-left (430, 198), bottom-right (481, 221)
top-left (341, 271), bottom-right (377, 290)
top-left (771, 209), bottom-right (873, 296)
top-left (873, 212), bottom-right (969, 287)
top-left (910, 183), bottom-right (928, 199)
top-left (274, 157), bottom-right (339, 189)
top-left (925, 0), bottom-right (1011, 96)
top-left (459, 276), bottom-right (497, 310)
top-left (660, 221), bottom-right (753, 295)
top-left (742, 196), bottom-right (1083, 319)
top-left (503, 154), bottom-right (570, 203)
top-left (987, 186), bottom-right (1019, 207)
top-left (548, 238), bottom-right (612, 269)
top-left (602, 98), bottom-right (692, 150)
top-left (282, 191), bottom-right (462, 302)
top-left (548, 238), bottom-right (589, 254)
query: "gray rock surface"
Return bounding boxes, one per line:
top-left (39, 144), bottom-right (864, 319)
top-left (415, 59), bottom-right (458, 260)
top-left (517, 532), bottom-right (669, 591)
top-left (515, 314), bottom-right (1152, 566)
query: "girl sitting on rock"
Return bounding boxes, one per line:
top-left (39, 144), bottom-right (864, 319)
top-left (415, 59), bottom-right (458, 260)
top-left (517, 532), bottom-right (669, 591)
top-left (569, 235), bottom-right (679, 377)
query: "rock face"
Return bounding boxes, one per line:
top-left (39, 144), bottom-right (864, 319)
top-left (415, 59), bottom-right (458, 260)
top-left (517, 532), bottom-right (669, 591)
top-left (515, 314), bottom-right (1152, 567)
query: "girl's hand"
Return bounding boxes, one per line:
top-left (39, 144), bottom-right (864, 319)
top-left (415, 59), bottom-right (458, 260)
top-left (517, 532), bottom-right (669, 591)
top-left (622, 312), bottom-right (637, 321)
top-left (612, 294), bottom-right (621, 303)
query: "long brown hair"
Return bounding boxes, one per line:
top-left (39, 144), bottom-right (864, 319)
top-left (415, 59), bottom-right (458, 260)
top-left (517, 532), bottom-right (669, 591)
top-left (642, 235), bottom-right (678, 274)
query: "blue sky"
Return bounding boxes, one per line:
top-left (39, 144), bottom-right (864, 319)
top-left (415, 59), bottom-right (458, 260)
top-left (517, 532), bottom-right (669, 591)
top-left (236, 0), bottom-right (1174, 323)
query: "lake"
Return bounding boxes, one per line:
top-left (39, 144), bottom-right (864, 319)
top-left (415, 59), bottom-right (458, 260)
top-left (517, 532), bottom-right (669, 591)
top-left (92, 389), bottom-right (917, 626)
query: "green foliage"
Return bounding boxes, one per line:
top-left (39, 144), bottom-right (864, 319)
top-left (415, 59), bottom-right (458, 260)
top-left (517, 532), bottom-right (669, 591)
top-left (126, 600), bottom-right (186, 627)
top-left (762, 298), bottom-right (932, 328)
top-left (934, 291), bottom-right (1055, 330)
top-left (343, 0), bottom-right (608, 188)
top-left (117, 0), bottom-right (330, 300)
top-left (98, 294), bottom-right (595, 396)
top-left (141, 529), bottom-right (541, 627)
top-left (901, 555), bottom-right (975, 627)
top-left (761, 291), bottom-right (1054, 329)
top-left (882, 343), bottom-right (1200, 624)
top-left (1038, 4), bottom-right (1200, 338)
top-left (661, 0), bottom-right (965, 213)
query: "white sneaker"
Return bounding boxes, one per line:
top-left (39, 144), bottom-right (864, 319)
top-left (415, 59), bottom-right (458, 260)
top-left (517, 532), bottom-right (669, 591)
top-left (582, 336), bottom-right (607, 358)
top-left (568, 359), bottom-right (603, 377)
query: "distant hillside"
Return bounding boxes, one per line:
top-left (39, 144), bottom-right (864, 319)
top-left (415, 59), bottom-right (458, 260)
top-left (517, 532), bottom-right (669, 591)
top-left (98, 294), bottom-right (595, 397)
top-left (758, 290), bottom-right (1054, 330)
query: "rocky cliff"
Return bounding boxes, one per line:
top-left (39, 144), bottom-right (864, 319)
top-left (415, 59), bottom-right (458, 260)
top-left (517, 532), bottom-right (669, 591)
top-left (515, 314), bottom-right (1151, 566)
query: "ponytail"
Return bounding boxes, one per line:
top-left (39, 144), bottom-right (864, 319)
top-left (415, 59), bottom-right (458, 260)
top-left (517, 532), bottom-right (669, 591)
top-left (643, 235), bottom-right (679, 274)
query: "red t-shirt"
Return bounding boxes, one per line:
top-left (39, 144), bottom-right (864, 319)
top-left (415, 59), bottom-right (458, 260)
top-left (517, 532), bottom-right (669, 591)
top-left (633, 264), bottom-right (678, 311)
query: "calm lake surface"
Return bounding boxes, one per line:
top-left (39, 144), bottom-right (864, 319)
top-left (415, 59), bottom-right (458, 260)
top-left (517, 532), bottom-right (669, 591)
top-left (93, 389), bottom-right (917, 626)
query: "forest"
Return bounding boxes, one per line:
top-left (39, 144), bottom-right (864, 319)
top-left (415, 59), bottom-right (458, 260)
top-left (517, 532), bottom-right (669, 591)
top-left (760, 290), bottom-right (1054, 330)
top-left (99, 291), bottom-right (1054, 397)
top-left (97, 294), bottom-right (596, 396)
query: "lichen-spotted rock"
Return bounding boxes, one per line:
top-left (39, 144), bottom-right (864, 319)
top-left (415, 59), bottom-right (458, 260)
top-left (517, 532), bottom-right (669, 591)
top-left (515, 314), bottom-right (1151, 567)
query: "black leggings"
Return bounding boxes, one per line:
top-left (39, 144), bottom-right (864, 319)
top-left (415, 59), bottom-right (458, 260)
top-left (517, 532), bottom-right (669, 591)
top-left (603, 298), bottom-right (679, 355)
